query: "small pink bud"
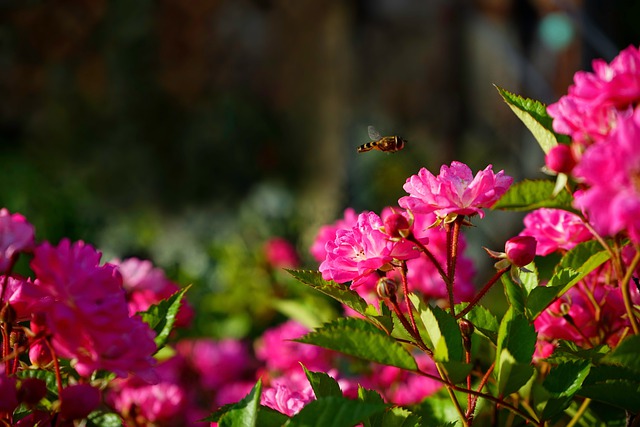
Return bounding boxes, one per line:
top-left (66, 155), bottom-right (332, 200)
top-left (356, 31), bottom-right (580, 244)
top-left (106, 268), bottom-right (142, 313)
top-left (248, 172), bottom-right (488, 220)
top-left (376, 277), bottom-right (398, 299)
top-left (545, 144), bottom-right (576, 174)
top-left (383, 213), bottom-right (411, 239)
top-left (505, 236), bottom-right (537, 267)
top-left (59, 384), bottom-right (101, 419)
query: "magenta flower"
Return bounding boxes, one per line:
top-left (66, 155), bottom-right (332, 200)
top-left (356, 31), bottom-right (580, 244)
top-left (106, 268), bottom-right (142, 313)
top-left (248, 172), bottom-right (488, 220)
top-left (255, 320), bottom-right (333, 373)
top-left (261, 381), bottom-right (314, 417)
top-left (310, 208), bottom-right (358, 262)
top-left (31, 240), bottom-right (157, 380)
top-left (0, 276), bottom-right (47, 322)
top-left (0, 208), bottom-right (35, 274)
top-left (176, 339), bottom-right (254, 391)
top-left (399, 162), bottom-right (512, 219)
top-left (519, 208), bottom-right (592, 256)
top-left (113, 257), bottom-right (193, 327)
top-left (319, 211), bottom-right (419, 288)
top-left (264, 237), bottom-right (300, 269)
top-left (59, 384), bottom-right (101, 420)
top-left (534, 282), bottom-right (627, 348)
top-left (367, 354), bottom-right (441, 405)
top-left (573, 108), bottom-right (640, 241)
top-left (548, 44), bottom-right (640, 144)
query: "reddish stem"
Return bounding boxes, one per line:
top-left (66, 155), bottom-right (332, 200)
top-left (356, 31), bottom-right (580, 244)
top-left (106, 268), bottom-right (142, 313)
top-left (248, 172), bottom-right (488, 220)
top-left (456, 267), bottom-right (510, 319)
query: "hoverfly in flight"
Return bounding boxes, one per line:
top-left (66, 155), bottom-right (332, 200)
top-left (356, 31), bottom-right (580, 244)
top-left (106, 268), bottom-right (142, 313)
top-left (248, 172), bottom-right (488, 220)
top-left (356, 125), bottom-right (406, 154)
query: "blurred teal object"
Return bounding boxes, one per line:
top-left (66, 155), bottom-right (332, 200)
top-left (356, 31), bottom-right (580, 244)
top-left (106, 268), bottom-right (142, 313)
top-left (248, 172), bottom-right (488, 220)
top-left (539, 12), bottom-right (574, 52)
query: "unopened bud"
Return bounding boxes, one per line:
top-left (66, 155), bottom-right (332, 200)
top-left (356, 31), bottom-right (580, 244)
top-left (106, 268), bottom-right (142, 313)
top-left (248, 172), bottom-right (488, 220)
top-left (383, 213), bottom-right (412, 239)
top-left (0, 302), bottom-right (16, 324)
top-left (545, 144), bottom-right (577, 175)
top-left (505, 236), bottom-right (537, 267)
top-left (459, 319), bottom-right (474, 339)
top-left (376, 277), bottom-right (397, 300)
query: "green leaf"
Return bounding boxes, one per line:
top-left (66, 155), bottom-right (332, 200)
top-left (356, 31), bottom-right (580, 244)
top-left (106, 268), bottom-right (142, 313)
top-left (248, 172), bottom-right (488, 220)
top-left (543, 361), bottom-right (592, 397)
top-left (492, 180), bottom-right (575, 212)
top-left (440, 360), bottom-right (473, 384)
top-left (303, 365), bottom-right (343, 398)
top-left (577, 365), bottom-right (640, 411)
top-left (545, 340), bottom-right (609, 364)
top-left (217, 380), bottom-right (262, 427)
top-left (602, 335), bottom-right (640, 374)
top-left (257, 407), bottom-right (291, 427)
top-left (526, 268), bottom-right (579, 320)
top-left (140, 286), bottom-right (190, 351)
top-left (86, 412), bottom-right (124, 427)
top-left (286, 270), bottom-right (369, 315)
top-left (496, 307), bottom-right (537, 365)
top-left (296, 317), bottom-right (417, 370)
top-left (378, 407), bottom-right (422, 427)
top-left (558, 240), bottom-right (611, 274)
top-left (496, 349), bottom-right (535, 396)
top-left (502, 274), bottom-right (526, 315)
top-left (416, 300), bottom-right (463, 363)
top-left (495, 86), bottom-right (569, 153)
top-left (287, 396), bottom-right (387, 427)
top-left (463, 304), bottom-right (499, 345)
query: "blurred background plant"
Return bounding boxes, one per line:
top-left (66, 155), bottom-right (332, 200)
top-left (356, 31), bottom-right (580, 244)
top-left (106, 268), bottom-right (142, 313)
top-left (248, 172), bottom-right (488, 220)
top-left (1, 0), bottom-right (639, 339)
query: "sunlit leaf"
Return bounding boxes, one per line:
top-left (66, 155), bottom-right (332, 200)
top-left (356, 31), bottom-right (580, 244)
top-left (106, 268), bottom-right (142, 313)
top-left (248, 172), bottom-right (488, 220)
top-left (141, 286), bottom-right (190, 351)
top-left (287, 396), bottom-right (387, 427)
top-left (303, 366), bottom-right (343, 398)
top-left (493, 180), bottom-right (574, 212)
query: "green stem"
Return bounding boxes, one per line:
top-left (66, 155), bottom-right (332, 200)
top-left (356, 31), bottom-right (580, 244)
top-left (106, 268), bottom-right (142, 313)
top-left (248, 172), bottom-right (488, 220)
top-left (435, 363), bottom-right (468, 427)
top-left (621, 247), bottom-right (640, 334)
top-left (566, 398), bottom-right (591, 427)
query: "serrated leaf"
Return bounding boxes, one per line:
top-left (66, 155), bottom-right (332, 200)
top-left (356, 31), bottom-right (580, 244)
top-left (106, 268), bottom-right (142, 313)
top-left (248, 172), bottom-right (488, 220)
top-left (303, 365), bottom-right (343, 398)
top-left (416, 301), bottom-right (463, 363)
top-left (217, 380), bottom-right (262, 427)
top-left (526, 268), bottom-right (579, 319)
top-left (140, 286), bottom-right (190, 351)
top-left (578, 380), bottom-right (640, 411)
top-left (287, 396), bottom-right (387, 427)
top-left (286, 270), bottom-right (369, 315)
top-left (296, 317), bottom-right (417, 370)
top-left (602, 335), bottom-right (640, 374)
top-left (493, 180), bottom-right (575, 212)
top-left (496, 307), bottom-right (537, 366)
top-left (502, 274), bottom-right (526, 315)
top-left (543, 360), bottom-right (591, 397)
top-left (545, 340), bottom-right (609, 364)
top-left (379, 407), bottom-right (422, 427)
top-left (496, 86), bottom-right (569, 153)
top-left (463, 304), bottom-right (499, 345)
top-left (497, 349), bottom-right (535, 396)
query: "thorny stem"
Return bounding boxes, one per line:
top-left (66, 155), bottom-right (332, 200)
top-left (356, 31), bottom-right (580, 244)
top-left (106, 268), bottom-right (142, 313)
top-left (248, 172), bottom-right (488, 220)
top-left (447, 217), bottom-right (463, 316)
top-left (435, 363), bottom-right (469, 427)
top-left (398, 261), bottom-right (419, 335)
top-left (408, 235), bottom-right (451, 293)
top-left (44, 338), bottom-right (64, 398)
top-left (385, 293), bottom-right (431, 355)
top-left (415, 366), bottom-right (540, 425)
top-left (1, 325), bottom-right (9, 375)
top-left (621, 246), bottom-right (640, 334)
top-left (456, 267), bottom-right (510, 319)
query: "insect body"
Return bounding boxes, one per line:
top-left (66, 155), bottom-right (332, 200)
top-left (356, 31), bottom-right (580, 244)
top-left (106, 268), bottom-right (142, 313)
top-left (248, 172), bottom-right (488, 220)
top-left (357, 126), bottom-right (406, 153)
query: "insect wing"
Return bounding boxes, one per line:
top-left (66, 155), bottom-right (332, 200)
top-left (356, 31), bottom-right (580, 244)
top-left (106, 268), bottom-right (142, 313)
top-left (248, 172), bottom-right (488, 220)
top-left (367, 125), bottom-right (381, 141)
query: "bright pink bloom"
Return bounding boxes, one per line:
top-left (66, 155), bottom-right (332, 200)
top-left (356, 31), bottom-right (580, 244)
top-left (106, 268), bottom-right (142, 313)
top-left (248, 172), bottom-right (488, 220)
top-left (519, 208), bottom-right (592, 256)
top-left (255, 320), bottom-right (333, 373)
top-left (573, 108), bottom-right (640, 241)
top-left (319, 211), bottom-right (419, 288)
top-left (548, 45), bottom-right (640, 144)
top-left (176, 339), bottom-right (254, 391)
top-left (59, 384), bottom-right (101, 420)
top-left (0, 373), bottom-right (18, 415)
top-left (534, 282), bottom-right (627, 348)
top-left (261, 381), bottom-right (314, 417)
top-left (113, 257), bottom-right (193, 327)
top-left (0, 276), bottom-right (47, 322)
top-left (31, 240), bottom-right (157, 380)
top-left (368, 354), bottom-right (441, 405)
top-left (264, 237), bottom-right (300, 269)
top-left (545, 144), bottom-right (577, 174)
top-left (399, 162), bottom-right (512, 219)
top-left (505, 236), bottom-right (537, 267)
top-left (0, 208), bottom-right (35, 273)
top-left (112, 381), bottom-right (186, 422)
top-left (310, 208), bottom-right (358, 262)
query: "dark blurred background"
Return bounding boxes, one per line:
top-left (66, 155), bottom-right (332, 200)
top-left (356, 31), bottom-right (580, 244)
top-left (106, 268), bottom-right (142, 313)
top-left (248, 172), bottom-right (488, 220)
top-left (1, 0), bottom-right (638, 336)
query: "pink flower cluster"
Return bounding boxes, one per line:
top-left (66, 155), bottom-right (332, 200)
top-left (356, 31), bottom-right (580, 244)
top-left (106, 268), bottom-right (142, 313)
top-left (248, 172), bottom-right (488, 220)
top-left (546, 45), bottom-right (640, 242)
top-left (519, 208), bottom-right (592, 256)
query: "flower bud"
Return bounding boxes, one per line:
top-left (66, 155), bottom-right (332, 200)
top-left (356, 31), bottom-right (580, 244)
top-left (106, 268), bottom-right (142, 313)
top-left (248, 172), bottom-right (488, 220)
top-left (505, 236), bottom-right (537, 267)
top-left (383, 213), bottom-right (411, 239)
top-left (545, 144), bottom-right (576, 175)
top-left (59, 384), bottom-right (101, 419)
top-left (376, 277), bottom-right (397, 300)
top-left (459, 319), bottom-right (474, 339)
